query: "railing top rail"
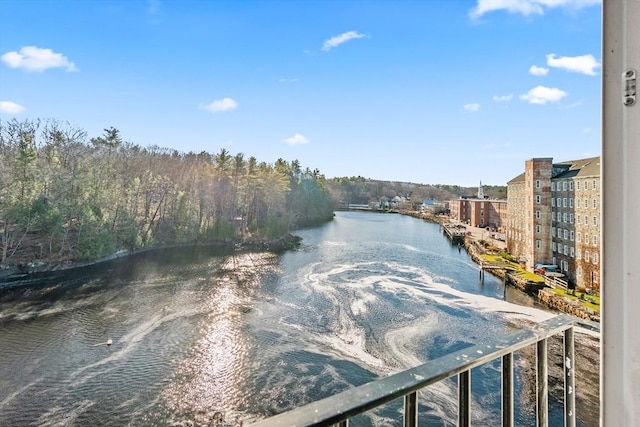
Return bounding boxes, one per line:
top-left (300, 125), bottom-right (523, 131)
top-left (248, 315), bottom-right (599, 427)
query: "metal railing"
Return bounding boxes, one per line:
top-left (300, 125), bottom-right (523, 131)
top-left (249, 314), bottom-right (599, 427)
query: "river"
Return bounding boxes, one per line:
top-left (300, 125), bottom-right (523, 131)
top-left (0, 211), bottom-right (599, 426)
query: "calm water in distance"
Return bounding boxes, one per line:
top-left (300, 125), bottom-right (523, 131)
top-left (0, 211), bottom-right (599, 426)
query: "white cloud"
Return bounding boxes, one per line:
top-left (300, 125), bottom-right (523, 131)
top-left (463, 103), bottom-right (480, 112)
top-left (529, 65), bottom-right (549, 76)
top-left (199, 98), bottom-right (238, 113)
top-left (0, 101), bottom-right (26, 114)
top-left (493, 94), bottom-right (513, 102)
top-left (520, 86), bottom-right (567, 104)
top-left (322, 31), bottom-right (366, 51)
top-left (279, 77), bottom-right (299, 83)
top-left (470, 0), bottom-right (600, 18)
top-left (546, 53), bottom-right (600, 76)
top-left (1, 46), bottom-right (77, 72)
top-left (283, 133), bottom-right (309, 145)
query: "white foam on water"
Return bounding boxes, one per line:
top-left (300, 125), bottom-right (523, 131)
top-left (0, 377), bottom-right (43, 407)
top-left (272, 258), bottom-right (557, 423)
top-left (68, 307), bottom-right (204, 387)
top-left (36, 399), bottom-right (95, 427)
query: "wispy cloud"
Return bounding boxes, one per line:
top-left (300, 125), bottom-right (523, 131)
top-left (199, 98), bottom-right (238, 113)
top-left (279, 77), bottom-right (299, 83)
top-left (529, 65), bottom-right (549, 76)
top-left (520, 86), bottom-right (567, 104)
top-left (322, 31), bottom-right (366, 52)
top-left (493, 94), bottom-right (513, 102)
top-left (1, 46), bottom-right (77, 72)
top-left (469, 0), bottom-right (600, 19)
top-left (546, 53), bottom-right (600, 76)
top-left (463, 103), bottom-right (480, 112)
top-left (0, 101), bottom-right (26, 114)
top-left (283, 133), bottom-right (309, 145)
top-left (147, 0), bottom-right (160, 14)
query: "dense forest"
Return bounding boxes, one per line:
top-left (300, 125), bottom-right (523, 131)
top-left (0, 119), bottom-right (506, 271)
top-left (0, 119), bottom-right (334, 268)
top-left (325, 176), bottom-right (506, 208)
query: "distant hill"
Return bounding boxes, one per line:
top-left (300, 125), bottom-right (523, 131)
top-left (325, 177), bottom-right (506, 207)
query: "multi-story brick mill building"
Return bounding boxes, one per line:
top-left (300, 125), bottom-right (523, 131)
top-left (506, 157), bottom-right (601, 293)
top-left (449, 182), bottom-right (508, 232)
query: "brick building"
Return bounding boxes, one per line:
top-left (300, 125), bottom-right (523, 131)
top-left (450, 182), bottom-right (507, 231)
top-left (506, 157), bottom-right (601, 292)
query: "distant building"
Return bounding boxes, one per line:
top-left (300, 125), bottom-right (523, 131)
top-left (506, 157), bottom-right (600, 292)
top-left (449, 181), bottom-right (507, 231)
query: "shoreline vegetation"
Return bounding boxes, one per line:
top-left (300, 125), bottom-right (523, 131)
top-left (0, 233), bottom-right (303, 283)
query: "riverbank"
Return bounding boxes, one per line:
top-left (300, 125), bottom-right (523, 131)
top-left (0, 234), bottom-right (302, 284)
top-left (403, 210), bottom-right (600, 322)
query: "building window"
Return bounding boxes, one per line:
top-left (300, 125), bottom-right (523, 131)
top-left (553, 242), bottom-right (557, 252)
top-left (593, 216), bottom-right (597, 226)
top-left (585, 181), bottom-right (589, 190)
top-left (577, 215), bottom-right (581, 224)
top-left (577, 249), bottom-right (581, 260)
top-left (536, 179), bottom-right (540, 189)
top-left (564, 245), bottom-right (568, 256)
top-left (563, 213), bottom-right (568, 223)
top-left (570, 231), bottom-right (574, 241)
top-left (577, 232), bottom-right (582, 243)
top-left (594, 252), bottom-right (599, 264)
top-left (552, 227), bottom-right (556, 237)
top-left (592, 179), bottom-right (596, 190)
top-left (570, 214), bottom-right (574, 224)
top-left (593, 199), bottom-right (597, 209)
top-left (536, 195), bottom-right (541, 204)
top-left (563, 229), bottom-right (568, 239)
top-left (577, 266), bottom-right (582, 277)
top-left (558, 197), bottom-right (562, 206)
top-left (536, 210), bottom-right (540, 219)
top-left (552, 212), bottom-right (556, 221)
top-left (585, 215), bottom-right (589, 224)
top-left (593, 235), bottom-right (598, 245)
top-left (563, 198), bottom-right (567, 207)
top-left (569, 181), bottom-right (573, 191)
top-left (552, 198), bottom-right (556, 207)
top-left (570, 247), bottom-right (574, 258)
top-left (585, 233), bottom-right (590, 243)
top-left (552, 182), bottom-right (556, 191)
top-left (569, 198), bottom-right (573, 208)
top-left (585, 250), bottom-right (590, 262)
top-left (577, 181), bottom-right (581, 190)
top-left (552, 256), bottom-right (556, 265)
top-left (536, 225), bottom-right (541, 233)
top-left (536, 240), bottom-right (541, 249)
top-left (562, 181), bottom-right (567, 191)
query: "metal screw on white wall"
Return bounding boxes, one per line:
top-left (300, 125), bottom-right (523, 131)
top-left (623, 69), bottom-right (636, 106)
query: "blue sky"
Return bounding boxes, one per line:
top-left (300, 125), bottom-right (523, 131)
top-left (0, 0), bottom-right (602, 186)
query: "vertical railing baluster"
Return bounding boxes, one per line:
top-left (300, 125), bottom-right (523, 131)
top-left (502, 352), bottom-right (514, 427)
top-left (404, 391), bottom-right (418, 427)
top-left (537, 338), bottom-right (549, 427)
top-left (459, 370), bottom-right (471, 427)
top-left (564, 327), bottom-right (576, 427)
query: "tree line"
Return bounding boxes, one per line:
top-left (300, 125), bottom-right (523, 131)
top-left (0, 119), bottom-right (334, 266)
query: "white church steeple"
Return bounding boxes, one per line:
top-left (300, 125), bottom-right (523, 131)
top-left (477, 180), bottom-right (484, 199)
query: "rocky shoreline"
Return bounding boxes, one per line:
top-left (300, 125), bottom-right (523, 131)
top-left (0, 234), bottom-right (302, 284)
top-left (403, 210), bottom-right (600, 322)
